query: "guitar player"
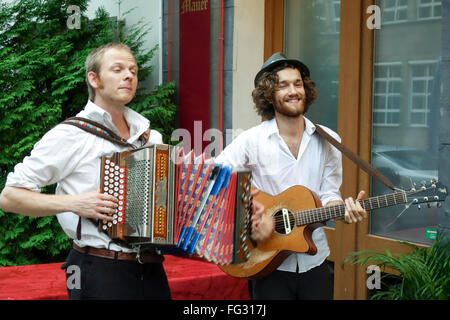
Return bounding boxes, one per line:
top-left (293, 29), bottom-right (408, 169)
top-left (215, 53), bottom-right (368, 300)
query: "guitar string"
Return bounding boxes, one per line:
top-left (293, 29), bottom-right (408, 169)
top-left (269, 189), bottom-right (427, 229)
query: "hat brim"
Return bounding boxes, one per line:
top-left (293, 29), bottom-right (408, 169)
top-left (254, 59), bottom-right (310, 87)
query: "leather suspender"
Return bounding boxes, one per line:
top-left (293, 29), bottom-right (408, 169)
top-left (62, 117), bottom-right (137, 149)
top-left (314, 124), bottom-right (396, 191)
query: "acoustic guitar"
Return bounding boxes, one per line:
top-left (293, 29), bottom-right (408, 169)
top-left (219, 181), bottom-right (448, 280)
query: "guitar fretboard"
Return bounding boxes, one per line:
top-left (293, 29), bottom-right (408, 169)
top-left (294, 191), bottom-right (407, 226)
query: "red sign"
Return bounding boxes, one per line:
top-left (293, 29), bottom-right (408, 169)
top-left (179, 0), bottom-right (210, 155)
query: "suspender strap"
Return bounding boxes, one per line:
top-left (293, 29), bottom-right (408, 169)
top-left (314, 124), bottom-right (396, 191)
top-left (62, 117), bottom-right (136, 149)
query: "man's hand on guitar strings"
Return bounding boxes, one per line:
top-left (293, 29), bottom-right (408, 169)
top-left (343, 190), bottom-right (368, 224)
top-left (250, 189), bottom-right (275, 242)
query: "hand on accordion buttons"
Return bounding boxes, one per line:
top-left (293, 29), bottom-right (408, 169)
top-left (250, 189), bottom-right (275, 242)
top-left (69, 189), bottom-right (118, 221)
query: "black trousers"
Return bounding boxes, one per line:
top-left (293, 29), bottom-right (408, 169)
top-left (61, 249), bottom-right (172, 300)
top-left (249, 260), bottom-right (334, 300)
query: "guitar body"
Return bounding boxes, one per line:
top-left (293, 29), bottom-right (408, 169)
top-left (219, 185), bottom-right (324, 280)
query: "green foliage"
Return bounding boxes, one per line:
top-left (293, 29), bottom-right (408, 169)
top-left (343, 235), bottom-right (450, 300)
top-left (0, 0), bottom-right (177, 266)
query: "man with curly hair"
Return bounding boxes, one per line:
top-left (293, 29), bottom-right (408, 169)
top-left (215, 53), bottom-right (367, 300)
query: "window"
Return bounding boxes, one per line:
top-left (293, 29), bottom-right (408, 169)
top-left (409, 61), bottom-right (436, 127)
top-left (417, 0), bottom-right (442, 20)
top-left (373, 63), bottom-right (402, 127)
top-left (370, 1), bottom-right (443, 245)
top-left (284, 0), bottom-right (341, 132)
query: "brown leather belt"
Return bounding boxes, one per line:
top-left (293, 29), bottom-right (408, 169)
top-left (73, 243), bottom-right (163, 264)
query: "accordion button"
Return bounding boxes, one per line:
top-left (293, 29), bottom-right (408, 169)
top-left (102, 225), bottom-right (107, 230)
top-left (105, 159), bottom-right (110, 164)
top-left (110, 162), bottom-right (115, 167)
top-left (107, 222), bottom-right (112, 227)
top-left (114, 193), bottom-right (119, 197)
top-left (118, 217), bottom-right (123, 222)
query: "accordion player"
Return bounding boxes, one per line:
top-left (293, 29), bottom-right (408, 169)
top-left (99, 144), bottom-right (253, 265)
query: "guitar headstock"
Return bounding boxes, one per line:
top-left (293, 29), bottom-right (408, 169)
top-left (406, 180), bottom-right (448, 208)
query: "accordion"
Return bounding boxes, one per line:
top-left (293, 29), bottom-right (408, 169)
top-left (99, 144), bottom-right (253, 265)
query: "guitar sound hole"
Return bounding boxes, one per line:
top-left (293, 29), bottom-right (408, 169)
top-left (273, 209), bottom-right (295, 235)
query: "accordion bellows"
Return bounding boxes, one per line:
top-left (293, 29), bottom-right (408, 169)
top-left (99, 144), bottom-right (252, 265)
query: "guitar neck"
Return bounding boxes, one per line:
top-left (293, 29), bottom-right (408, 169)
top-left (295, 191), bottom-right (407, 226)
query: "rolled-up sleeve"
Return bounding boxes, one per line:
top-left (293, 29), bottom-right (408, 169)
top-left (5, 125), bottom-right (82, 192)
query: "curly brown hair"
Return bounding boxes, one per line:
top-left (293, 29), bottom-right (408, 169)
top-left (252, 63), bottom-right (317, 120)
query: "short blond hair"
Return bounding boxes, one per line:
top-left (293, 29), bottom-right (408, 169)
top-left (85, 42), bottom-right (134, 101)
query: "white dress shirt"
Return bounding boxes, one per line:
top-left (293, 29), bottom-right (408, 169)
top-left (5, 101), bottom-right (163, 252)
top-left (215, 116), bottom-right (343, 273)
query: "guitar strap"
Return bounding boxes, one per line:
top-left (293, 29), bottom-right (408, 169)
top-left (314, 124), bottom-right (396, 191)
top-left (61, 116), bottom-right (151, 240)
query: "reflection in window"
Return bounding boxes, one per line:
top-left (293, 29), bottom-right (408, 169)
top-left (409, 61), bottom-right (436, 127)
top-left (417, 0), bottom-right (442, 20)
top-left (382, 0), bottom-right (408, 24)
top-left (373, 63), bottom-right (402, 127)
